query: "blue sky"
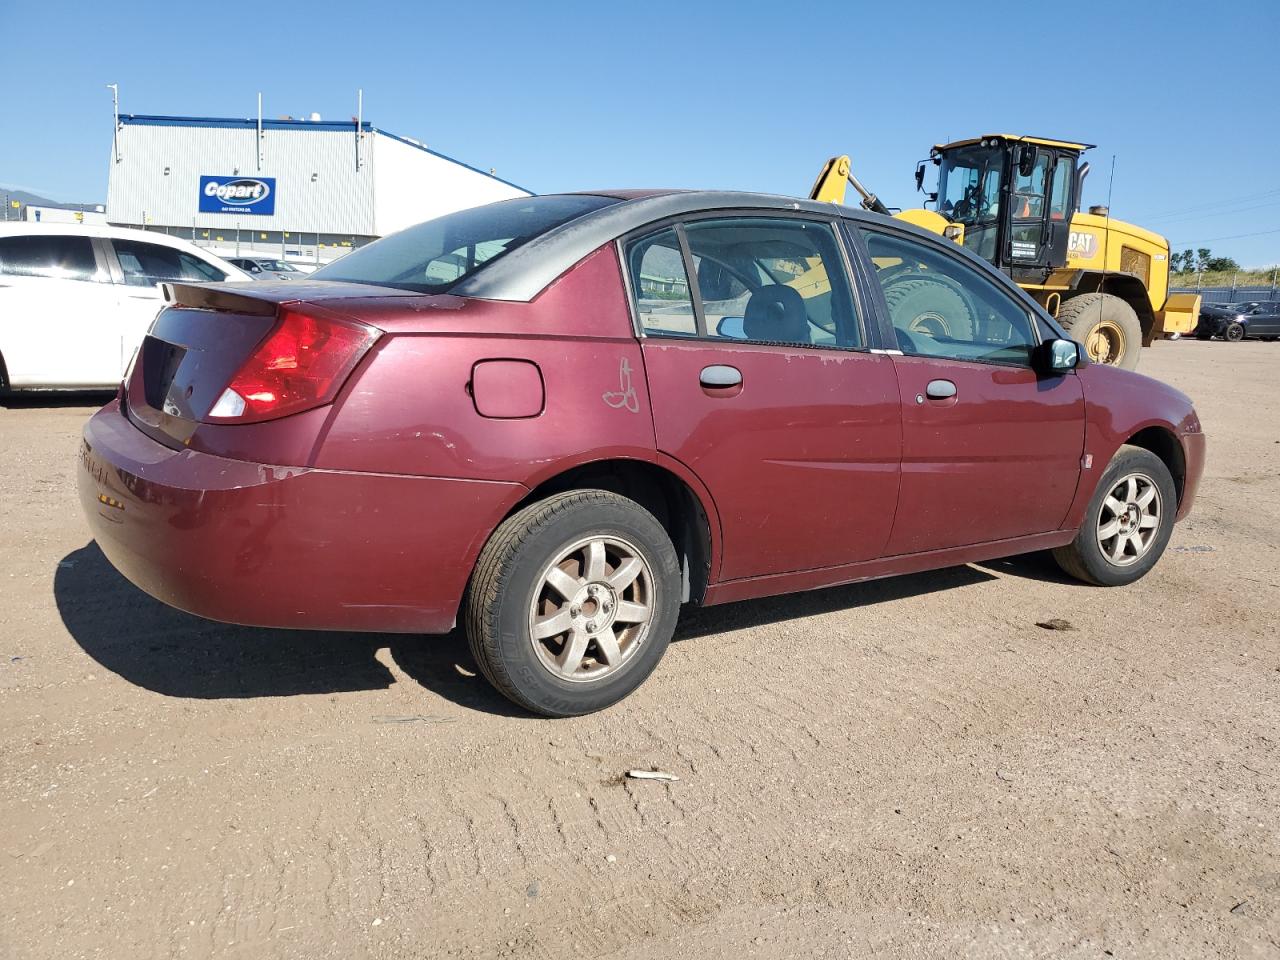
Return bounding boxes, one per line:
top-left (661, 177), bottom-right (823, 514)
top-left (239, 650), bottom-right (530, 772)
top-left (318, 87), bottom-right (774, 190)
top-left (2, 0), bottom-right (1278, 266)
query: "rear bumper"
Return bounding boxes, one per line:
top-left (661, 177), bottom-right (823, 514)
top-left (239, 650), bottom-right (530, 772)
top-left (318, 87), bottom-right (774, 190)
top-left (78, 400), bottom-right (525, 633)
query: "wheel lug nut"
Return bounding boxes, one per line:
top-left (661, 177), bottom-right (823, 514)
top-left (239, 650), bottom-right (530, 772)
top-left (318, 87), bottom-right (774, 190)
top-left (570, 604), bottom-right (581, 617)
top-left (586, 620), bottom-right (597, 632)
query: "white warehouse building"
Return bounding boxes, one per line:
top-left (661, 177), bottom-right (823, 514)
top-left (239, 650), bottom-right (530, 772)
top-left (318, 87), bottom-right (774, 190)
top-left (106, 113), bottom-right (531, 263)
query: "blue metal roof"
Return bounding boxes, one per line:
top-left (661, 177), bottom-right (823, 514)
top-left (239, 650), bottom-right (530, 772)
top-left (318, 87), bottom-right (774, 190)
top-left (118, 114), bottom-right (530, 193)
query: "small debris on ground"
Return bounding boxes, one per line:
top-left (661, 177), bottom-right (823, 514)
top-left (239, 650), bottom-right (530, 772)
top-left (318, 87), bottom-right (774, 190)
top-left (995, 770), bottom-right (1014, 783)
top-left (372, 715), bottom-right (456, 724)
top-left (1170, 545), bottom-right (1216, 553)
top-left (1036, 618), bottom-right (1076, 631)
top-left (625, 769), bottom-right (679, 782)
top-left (1230, 900), bottom-right (1250, 915)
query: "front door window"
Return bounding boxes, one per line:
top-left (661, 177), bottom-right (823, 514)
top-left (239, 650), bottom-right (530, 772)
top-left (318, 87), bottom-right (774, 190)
top-left (863, 230), bottom-right (1038, 364)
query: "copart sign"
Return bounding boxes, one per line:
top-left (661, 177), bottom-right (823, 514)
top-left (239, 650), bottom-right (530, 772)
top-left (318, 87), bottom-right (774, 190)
top-left (198, 176), bottom-right (276, 216)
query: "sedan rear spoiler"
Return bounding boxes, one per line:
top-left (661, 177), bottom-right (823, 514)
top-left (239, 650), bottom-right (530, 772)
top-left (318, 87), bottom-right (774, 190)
top-left (162, 282), bottom-right (283, 316)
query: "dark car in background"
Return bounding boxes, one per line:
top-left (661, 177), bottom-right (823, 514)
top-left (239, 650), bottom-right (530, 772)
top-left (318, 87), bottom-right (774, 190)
top-left (1194, 301), bottom-right (1280, 341)
top-left (77, 191), bottom-right (1205, 716)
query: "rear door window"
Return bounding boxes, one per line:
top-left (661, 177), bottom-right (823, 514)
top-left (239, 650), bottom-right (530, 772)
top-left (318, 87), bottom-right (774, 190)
top-left (628, 229), bottom-right (698, 336)
top-left (0, 235), bottom-right (99, 281)
top-left (626, 217), bottom-right (862, 348)
top-left (111, 240), bottom-right (227, 286)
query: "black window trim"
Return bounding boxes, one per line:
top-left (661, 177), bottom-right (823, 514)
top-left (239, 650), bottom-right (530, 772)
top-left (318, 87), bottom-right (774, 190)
top-left (848, 218), bottom-right (1073, 371)
top-left (617, 208), bottom-right (876, 354)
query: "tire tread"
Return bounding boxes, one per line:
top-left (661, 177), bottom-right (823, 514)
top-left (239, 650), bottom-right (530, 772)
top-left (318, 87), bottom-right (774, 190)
top-left (465, 489), bottom-right (672, 715)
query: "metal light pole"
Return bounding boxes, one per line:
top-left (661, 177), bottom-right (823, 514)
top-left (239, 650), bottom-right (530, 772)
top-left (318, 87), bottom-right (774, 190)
top-left (106, 83), bottom-right (120, 163)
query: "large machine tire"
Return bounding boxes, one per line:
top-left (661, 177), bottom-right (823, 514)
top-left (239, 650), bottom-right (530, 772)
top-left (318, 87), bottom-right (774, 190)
top-left (882, 277), bottom-right (974, 346)
top-left (1057, 293), bottom-right (1142, 370)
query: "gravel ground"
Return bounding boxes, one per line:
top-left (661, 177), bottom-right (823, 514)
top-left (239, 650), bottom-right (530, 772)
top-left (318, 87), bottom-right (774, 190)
top-left (1, 340), bottom-right (1277, 959)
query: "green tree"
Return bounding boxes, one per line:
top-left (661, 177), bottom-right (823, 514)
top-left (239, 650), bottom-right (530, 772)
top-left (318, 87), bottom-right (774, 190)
top-left (1205, 255), bottom-right (1239, 272)
top-left (1181, 249), bottom-right (1194, 273)
top-left (1196, 248), bottom-right (1211, 271)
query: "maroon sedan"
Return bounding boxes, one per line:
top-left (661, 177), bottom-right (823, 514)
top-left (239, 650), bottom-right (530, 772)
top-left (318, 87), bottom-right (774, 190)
top-left (78, 191), bottom-right (1205, 716)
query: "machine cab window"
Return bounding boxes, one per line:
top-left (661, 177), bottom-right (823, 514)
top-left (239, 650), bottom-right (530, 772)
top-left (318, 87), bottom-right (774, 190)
top-left (936, 142), bottom-right (1004, 261)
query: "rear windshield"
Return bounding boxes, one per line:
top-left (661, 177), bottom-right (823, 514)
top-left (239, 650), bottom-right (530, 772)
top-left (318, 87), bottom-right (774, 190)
top-left (312, 194), bottom-right (618, 293)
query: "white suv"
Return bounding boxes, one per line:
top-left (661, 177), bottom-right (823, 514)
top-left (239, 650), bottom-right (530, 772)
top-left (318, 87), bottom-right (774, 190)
top-left (0, 223), bottom-right (250, 392)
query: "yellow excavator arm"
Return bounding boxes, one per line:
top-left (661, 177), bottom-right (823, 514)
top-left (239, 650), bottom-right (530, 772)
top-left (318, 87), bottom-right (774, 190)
top-left (808, 155), bottom-right (891, 214)
top-left (810, 155), bottom-right (963, 243)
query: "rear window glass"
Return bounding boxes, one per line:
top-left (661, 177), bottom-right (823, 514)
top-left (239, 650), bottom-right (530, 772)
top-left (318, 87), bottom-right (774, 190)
top-left (311, 195), bottom-right (618, 293)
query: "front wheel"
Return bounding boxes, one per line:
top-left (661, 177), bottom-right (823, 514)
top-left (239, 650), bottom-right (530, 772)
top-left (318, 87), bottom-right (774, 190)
top-left (1052, 445), bottom-right (1177, 586)
top-left (1224, 322), bottom-right (1246, 342)
top-left (465, 490), bottom-right (682, 717)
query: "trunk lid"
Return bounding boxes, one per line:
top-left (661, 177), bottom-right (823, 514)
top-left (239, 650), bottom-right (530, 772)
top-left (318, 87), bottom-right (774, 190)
top-left (125, 281), bottom-right (408, 449)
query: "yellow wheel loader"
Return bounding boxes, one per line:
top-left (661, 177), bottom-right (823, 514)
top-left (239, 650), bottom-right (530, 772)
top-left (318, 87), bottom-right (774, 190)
top-left (810, 137), bottom-right (1201, 369)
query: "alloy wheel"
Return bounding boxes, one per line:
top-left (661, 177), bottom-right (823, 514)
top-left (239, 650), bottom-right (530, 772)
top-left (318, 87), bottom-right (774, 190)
top-left (1096, 473), bottom-right (1162, 567)
top-left (528, 535), bottom-right (655, 682)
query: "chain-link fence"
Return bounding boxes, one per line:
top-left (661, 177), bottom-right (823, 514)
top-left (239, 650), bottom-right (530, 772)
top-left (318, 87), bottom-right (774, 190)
top-left (1171, 282), bottom-right (1279, 305)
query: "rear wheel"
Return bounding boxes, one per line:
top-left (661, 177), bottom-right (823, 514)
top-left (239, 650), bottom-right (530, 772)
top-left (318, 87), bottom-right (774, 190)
top-left (1052, 445), bottom-right (1176, 586)
top-left (1224, 322), bottom-right (1246, 342)
top-left (465, 490), bottom-right (681, 717)
top-left (1056, 293), bottom-right (1143, 369)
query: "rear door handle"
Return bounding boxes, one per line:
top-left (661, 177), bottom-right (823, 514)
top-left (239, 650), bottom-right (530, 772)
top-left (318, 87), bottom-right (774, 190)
top-left (700, 365), bottom-right (742, 388)
top-left (925, 379), bottom-right (957, 400)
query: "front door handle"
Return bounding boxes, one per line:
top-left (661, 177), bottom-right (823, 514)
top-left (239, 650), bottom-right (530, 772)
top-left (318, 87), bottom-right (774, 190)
top-left (700, 365), bottom-right (742, 388)
top-left (925, 379), bottom-right (957, 400)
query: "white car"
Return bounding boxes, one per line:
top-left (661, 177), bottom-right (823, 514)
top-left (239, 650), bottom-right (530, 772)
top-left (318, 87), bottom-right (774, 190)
top-left (225, 256), bottom-right (310, 280)
top-left (0, 223), bottom-right (251, 392)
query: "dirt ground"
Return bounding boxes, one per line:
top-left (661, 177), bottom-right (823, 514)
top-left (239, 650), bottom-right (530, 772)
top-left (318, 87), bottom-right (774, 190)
top-left (1, 340), bottom-right (1277, 960)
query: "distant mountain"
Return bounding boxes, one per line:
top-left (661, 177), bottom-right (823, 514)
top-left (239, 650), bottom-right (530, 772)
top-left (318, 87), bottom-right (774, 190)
top-left (0, 187), bottom-right (103, 212)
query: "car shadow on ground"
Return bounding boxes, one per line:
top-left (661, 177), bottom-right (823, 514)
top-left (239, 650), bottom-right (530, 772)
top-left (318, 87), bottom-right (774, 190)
top-left (1, 391), bottom-right (116, 410)
top-left (56, 541), bottom-right (1018, 715)
top-left (970, 550), bottom-right (1081, 586)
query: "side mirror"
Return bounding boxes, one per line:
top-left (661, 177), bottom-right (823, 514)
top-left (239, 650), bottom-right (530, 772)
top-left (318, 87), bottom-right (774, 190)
top-left (716, 316), bottom-right (746, 339)
top-left (1018, 145), bottom-right (1037, 178)
top-left (914, 162), bottom-right (926, 192)
top-left (1035, 337), bottom-right (1081, 373)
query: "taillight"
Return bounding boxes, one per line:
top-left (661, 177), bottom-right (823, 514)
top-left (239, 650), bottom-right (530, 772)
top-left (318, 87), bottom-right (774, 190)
top-left (207, 306), bottom-right (378, 423)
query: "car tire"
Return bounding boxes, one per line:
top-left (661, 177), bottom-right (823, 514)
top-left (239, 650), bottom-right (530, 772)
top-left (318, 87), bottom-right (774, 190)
top-left (1052, 445), bottom-right (1177, 587)
top-left (1224, 322), bottom-right (1245, 342)
top-left (882, 276), bottom-right (975, 343)
top-left (1056, 293), bottom-right (1143, 369)
top-left (465, 489), bottom-right (681, 717)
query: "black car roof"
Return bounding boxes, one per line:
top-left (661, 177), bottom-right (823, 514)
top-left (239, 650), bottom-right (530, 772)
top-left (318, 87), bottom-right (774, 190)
top-left (451, 190), bottom-right (881, 302)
